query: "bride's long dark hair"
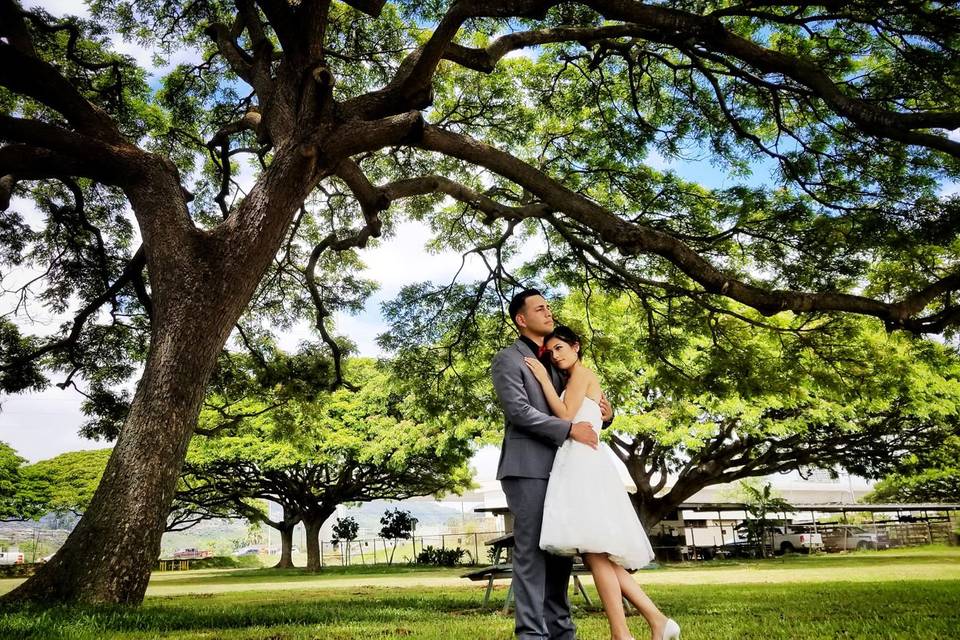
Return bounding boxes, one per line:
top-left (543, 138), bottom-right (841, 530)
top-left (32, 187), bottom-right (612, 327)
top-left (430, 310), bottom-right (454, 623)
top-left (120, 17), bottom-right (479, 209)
top-left (545, 325), bottom-right (582, 360)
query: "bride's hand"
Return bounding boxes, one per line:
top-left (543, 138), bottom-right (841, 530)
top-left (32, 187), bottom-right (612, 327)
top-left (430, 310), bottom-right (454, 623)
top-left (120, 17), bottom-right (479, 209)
top-left (523, 357), bottom-right (550, 384)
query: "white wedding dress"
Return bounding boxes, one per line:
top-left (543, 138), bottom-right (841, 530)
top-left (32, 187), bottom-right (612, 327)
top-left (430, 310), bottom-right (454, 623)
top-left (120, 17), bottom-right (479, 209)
top-left (539, 394), bottom-right (655, 570)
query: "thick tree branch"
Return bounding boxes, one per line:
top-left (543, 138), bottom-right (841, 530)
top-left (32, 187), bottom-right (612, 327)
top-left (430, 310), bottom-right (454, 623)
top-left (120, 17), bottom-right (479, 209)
top-left (382, 174), bottom-right (551, 223)
top-left (434, 3), bottom-right (958, 157)
top-left (580, 0), bottom-right (960, 155)
top-left (0, 115), bottom-right (140, 183)
top-left (0, 145), bottom-right (134, 190)
top-left (444, 24), bottom-right (649, 72)
top-left (0, 12), bottom-right (123, 142)
top-left (342, 0), bottom-right (557, 119)
top-left (415, 125), bottom-right (960, 332)
top-left (303, 110), bottom-right (425, 162)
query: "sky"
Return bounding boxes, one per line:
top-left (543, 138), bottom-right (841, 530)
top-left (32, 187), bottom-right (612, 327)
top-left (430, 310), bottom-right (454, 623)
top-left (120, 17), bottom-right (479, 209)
top-left (2, 1), bottom-right (957, 481)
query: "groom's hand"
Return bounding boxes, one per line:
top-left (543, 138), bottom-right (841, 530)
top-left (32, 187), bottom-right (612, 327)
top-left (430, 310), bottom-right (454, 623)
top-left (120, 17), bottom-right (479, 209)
top-left (569, 422), bottom-right (599, 449)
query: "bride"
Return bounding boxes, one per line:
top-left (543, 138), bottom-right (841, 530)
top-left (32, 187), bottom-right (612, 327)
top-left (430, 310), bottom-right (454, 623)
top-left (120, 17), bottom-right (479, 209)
top-left (524, 325), bottom-right (680, 640)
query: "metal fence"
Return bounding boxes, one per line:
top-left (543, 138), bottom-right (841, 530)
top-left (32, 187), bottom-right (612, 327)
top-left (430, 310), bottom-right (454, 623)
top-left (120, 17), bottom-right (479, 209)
top-left (320, 530), bottom-right (505, 567)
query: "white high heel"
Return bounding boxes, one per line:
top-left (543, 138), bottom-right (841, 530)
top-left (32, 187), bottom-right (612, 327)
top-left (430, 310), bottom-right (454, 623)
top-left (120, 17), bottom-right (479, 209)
top-left (660, 618), bottom-right (681, 640)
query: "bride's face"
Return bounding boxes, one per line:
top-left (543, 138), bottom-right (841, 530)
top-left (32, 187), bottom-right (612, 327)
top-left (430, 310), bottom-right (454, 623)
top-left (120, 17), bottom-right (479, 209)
top-left (546, 338), bottom-right (580, 370)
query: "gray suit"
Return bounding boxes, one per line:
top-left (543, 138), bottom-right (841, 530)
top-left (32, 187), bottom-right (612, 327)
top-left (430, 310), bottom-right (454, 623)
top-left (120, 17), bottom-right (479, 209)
top-left (492, 339), bottom-right (575, 640)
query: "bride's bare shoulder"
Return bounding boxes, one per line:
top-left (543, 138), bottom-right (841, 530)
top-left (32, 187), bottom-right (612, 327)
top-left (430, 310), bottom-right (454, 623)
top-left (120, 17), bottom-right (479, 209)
top-left (578, 366), bottom-right (602, 396)
top-left (571, 364), bottom-right (600, 386)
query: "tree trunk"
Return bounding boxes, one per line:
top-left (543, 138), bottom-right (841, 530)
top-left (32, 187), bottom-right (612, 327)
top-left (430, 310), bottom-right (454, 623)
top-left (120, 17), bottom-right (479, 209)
top-left (273, 524), bottom-right (296, 569)
top-left (2, 313), bottom-right (230, 604)
top-left (303, 507), bottom-right (335, 572)
top-left (2, 149), bottom-right (322, 605)
top-left (304, 518), bottom-right (323, 572)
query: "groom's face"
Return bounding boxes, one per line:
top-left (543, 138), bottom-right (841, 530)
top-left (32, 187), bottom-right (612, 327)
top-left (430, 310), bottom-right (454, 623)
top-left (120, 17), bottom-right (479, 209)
top-left (517, 295), bottom-right (554, 336)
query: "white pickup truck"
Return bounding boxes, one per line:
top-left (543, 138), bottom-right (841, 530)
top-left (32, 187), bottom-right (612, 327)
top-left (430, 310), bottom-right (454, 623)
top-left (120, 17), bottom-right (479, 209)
top-left (770, 526), bottom-right (823, 554)
top-left (0, 549), bottom-right (25, 565)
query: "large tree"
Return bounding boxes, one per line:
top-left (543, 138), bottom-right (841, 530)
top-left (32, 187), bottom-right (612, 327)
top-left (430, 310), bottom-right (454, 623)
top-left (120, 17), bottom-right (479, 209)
top-left (1, 0), bottom-right (958, 604)
top-left (177, 358), bottom-right (475, 570)
top-left (384, 289), bottom-right (960, 528)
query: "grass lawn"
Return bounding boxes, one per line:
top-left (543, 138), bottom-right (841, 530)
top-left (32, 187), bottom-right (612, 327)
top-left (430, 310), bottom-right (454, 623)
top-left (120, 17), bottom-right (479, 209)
top-left (1, 546), bottom-right (958, 639)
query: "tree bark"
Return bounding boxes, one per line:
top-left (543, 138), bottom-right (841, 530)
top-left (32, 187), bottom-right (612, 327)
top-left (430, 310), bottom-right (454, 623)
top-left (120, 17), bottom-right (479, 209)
top-left (274, 523), bottom-right (296, 569)
top-left (302, 506), bottom-right (335, 572)
top-left (2, 312), bottom-right (229, 603)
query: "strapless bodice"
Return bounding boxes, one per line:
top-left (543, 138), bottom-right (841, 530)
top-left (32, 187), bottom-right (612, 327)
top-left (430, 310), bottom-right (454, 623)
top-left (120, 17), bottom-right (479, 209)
top-left (562, 393), bottom-right (603, 432)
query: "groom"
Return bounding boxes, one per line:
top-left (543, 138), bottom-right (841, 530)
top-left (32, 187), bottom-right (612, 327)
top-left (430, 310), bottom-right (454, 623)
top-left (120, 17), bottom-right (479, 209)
top-left (492, 289), bottom-right (612, 640)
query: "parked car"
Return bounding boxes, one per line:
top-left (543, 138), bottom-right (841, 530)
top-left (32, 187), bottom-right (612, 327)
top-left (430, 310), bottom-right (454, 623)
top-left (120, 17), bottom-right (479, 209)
top-left (819, 524), bottom-right (889, 551)
top-left (232, 546), bottom-right (261, 557)
top-left (770, 526), bottom-right (824, 554)
top-left (0, 549), bottom-right (25, 565)
top-left (172, 548), bottom-right (212, 560)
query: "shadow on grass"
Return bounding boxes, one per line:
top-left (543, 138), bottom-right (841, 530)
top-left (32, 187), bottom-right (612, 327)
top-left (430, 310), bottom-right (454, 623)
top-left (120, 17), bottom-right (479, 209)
top-left (152, 563), bottom-right (462, 587)
top-left (664, 545), bottom-right (960, 572)
top-left (2, 588), bottom-right (484, 640)
top-left (2, 578), bottom-right (959, 640)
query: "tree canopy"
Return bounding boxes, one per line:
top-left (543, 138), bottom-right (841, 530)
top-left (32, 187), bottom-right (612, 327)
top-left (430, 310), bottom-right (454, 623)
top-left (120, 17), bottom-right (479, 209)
top-left (178, 357), bottom-right (475, 569)
top-left (0, 441), bottom-right (44, 522)
top-left (20, 448), bottom-right (111, 517)
top-left (866, 435), bottom-right (960, 503)
top-left (2, 0), bottom-right (959, 605)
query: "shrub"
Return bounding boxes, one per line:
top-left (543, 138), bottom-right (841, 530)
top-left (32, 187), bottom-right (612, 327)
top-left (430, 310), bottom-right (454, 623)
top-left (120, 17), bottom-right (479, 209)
top-left (416, 545), bottom-right (466, 567)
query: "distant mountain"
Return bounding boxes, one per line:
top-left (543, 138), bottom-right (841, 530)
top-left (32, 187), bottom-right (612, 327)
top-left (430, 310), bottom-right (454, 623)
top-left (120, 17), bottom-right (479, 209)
top-left (337, 500), bottom-right (464, 533)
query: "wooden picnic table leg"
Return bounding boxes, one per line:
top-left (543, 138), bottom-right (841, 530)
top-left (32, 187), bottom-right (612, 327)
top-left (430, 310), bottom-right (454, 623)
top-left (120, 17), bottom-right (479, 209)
top-left (502, 579), bottom-right (514, 614)
top-left (483, 574), bottom-right (495, 607)
top-left (573, 575), bottom-right (592, 606)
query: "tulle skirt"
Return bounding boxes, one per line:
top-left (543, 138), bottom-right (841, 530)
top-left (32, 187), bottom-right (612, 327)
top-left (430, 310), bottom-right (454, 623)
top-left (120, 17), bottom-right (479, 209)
top-left (540, 440), bottom-right (655, 570)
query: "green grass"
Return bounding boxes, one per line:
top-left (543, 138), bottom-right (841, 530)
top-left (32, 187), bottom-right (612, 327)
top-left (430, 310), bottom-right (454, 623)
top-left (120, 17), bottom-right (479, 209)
top-left (1, 547), bottom-right (958, 639)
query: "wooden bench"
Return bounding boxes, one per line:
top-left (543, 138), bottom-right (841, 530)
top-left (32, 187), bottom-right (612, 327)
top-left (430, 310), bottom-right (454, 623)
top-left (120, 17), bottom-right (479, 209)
top-left (462, 558), bottom-right (594, 612)
top-left (462, 562), bottom-right (514, 608)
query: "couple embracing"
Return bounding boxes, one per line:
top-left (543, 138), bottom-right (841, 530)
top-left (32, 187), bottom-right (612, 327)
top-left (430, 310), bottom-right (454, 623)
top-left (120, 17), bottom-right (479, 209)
top-left (492, 289), bottom-right (680, 640)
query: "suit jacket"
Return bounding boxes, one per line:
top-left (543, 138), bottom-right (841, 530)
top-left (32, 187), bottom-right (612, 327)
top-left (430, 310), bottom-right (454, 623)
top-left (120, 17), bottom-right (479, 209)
top-left (492, 338), bottom-right (572, 480)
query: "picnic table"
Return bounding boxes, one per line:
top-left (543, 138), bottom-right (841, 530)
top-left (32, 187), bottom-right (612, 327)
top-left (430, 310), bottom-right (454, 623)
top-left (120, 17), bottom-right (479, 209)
top-left (463, 507), bottom-right (593, 611)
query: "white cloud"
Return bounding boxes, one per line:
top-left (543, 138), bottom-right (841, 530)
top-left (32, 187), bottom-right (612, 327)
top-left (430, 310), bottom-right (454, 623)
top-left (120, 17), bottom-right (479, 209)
top-left (359, 220), bottom-right (489, 293)
top-left (503, 48), bottom-right (536, 61)
top-left (0, 387), bottom-right (96, 463)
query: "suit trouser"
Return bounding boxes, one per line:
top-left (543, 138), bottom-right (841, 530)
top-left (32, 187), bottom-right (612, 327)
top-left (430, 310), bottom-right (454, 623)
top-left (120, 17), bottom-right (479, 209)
top-left (501, 477), bottom-right (575, 640)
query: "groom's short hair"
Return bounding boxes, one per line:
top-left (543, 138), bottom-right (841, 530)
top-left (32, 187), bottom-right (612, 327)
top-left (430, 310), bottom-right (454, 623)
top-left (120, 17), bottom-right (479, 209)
top-left (509, 288), bottom-right (543, 325)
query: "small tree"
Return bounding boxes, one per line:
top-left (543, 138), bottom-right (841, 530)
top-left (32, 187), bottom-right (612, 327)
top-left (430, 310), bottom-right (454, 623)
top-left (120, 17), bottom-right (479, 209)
top-left (379, 508), bottom-right (417, 566)
top-left (331, 516), bottom-right (359, 566)
top-left (739, 480), bottom-right (794, 558)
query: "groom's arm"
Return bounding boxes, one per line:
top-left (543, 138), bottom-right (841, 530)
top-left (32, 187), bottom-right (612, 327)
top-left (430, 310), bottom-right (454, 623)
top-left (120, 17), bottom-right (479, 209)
top-left (492, 350), bottom-right (571, 448)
